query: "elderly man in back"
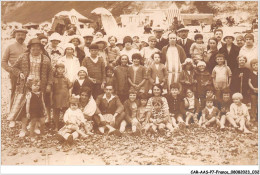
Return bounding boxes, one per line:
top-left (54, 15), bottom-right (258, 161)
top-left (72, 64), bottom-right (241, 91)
top-left (2, 28), bottom-right (28, 108)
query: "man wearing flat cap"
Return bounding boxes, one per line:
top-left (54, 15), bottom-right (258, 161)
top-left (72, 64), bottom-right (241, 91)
top-left (153, 25), bottom-right (169, 51)
top-left (2, 28), bottom-right (28, 108)
top-left (176, 28), bottom-right (194, 58)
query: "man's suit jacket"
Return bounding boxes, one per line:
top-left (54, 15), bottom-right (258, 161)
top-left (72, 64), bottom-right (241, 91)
top-left (155, 38), bottom-right (169, 51)
top-left (177, 38), bottom-right (194, 58)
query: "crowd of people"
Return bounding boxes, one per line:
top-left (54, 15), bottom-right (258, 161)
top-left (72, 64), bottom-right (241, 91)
top-left (2, 23), bottom-right (258, 145)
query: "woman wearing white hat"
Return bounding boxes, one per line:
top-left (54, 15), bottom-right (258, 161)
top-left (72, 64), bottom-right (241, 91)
top-left (45, 32), bottom-right (64, 69)
top-left (60, 43), bottom-right (80, 83)
top-left (218, 32), bottom-right (240, 73)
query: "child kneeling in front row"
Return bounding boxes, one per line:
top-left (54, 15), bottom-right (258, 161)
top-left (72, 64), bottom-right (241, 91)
top-left (57, 95), bottom-right (92, 145)
top-left (228, 93), bottom-right (252, 134)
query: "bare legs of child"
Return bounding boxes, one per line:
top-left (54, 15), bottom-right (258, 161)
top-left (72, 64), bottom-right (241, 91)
top-left (235, 117), bottom-right (252, 134)
top-left (53, 108), bottom-right (66, 132)
top-left (185, 112), bottom-right (198, 126)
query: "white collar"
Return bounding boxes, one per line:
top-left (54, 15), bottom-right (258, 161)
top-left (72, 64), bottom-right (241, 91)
top-left (103, 93), bottom-right (115, 103)
top-left (89, 56), bottom-right (99, 63)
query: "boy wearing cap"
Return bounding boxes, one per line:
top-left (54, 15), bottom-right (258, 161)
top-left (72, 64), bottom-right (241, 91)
top-left (82, 44), bottom-right (106, 99)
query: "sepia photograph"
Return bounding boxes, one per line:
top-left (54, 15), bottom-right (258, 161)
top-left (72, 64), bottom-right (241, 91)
top-left (1, 0), bottom-right (258, 169)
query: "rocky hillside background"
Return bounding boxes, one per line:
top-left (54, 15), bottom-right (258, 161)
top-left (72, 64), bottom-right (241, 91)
top-left (1, 1), bottom-right (258, 24)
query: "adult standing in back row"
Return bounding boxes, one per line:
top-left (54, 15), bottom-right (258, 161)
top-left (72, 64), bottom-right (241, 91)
top-left (176, 28), bottom-right (194, 58)
top-left (162, 33), bottom-right (186, 90)
top-left (2, 28), bottom-right (28, 108)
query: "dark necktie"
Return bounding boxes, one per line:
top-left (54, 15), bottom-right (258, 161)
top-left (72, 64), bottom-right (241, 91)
top-left (51, 50), bottom-right (61, 55)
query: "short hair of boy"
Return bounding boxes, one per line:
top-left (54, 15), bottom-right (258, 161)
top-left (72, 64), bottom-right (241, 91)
top-left (170, 83), bottom-right (181, 91)
top-left (26, 79), bottom-right (40, 89)
top-left (104, 82), bottom-right (114, 89)
top-left (205, 97), bottom-right (214, 102)
top-left (105, 65), bottom-right (114, 73)
top-left (132, 53), bottom-right (142, 60)
top-left (194, 34), bottom-right (203, 40)
top-left (129, 88), bottom-right (138, 95)
top-left (232, 93), bottom-right (243, 100)
top-left (89, 44), bottom-right (99, 50)
top-left (215, 53), bottom-right (225, 59)
top-left (250, 59), bottom-right (258, 67)
top-left (237, 56), bottom-right (247, 63)
top-left (222, 87), bottom-right (231, 94)
top-left (139, 93), bottom-right (148, 100)
top-left (123, 36), bottom-right (133, 45)
top-left (205, 85), bottom-right (214, 93)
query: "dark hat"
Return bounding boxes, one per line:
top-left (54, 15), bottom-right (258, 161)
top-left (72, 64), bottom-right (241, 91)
top-left (27, 38), bottom-right (42, 48)
top-left (89, 44), bottom-right (99, 50)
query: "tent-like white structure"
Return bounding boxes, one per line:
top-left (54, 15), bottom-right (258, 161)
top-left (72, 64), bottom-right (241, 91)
top-left (165, 3), bottom-right (183, 26)
top-left (51, 9), bottom-right (93, 35)
top-left (91, 7), bottom-right (120, 36)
